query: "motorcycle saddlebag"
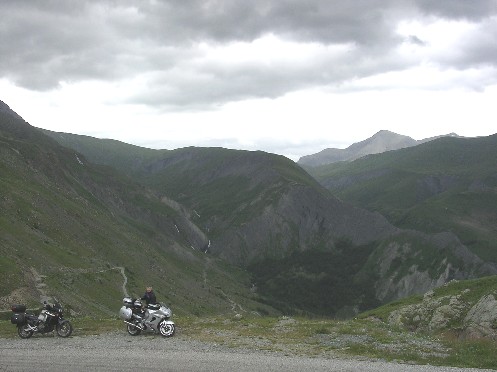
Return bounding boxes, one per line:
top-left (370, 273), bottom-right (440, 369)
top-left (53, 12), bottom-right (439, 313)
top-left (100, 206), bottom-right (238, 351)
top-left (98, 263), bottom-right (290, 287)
top-left (11, 313), bottom-right (26, 325)
top-left (11, 304), bottom-right (26, 313)
top-left (119, 306), bottom-right (132, 320)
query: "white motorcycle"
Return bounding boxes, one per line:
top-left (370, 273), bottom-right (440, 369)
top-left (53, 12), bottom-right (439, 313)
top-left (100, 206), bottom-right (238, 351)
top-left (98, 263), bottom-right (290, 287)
top-left (119, 297), bottom-right (175, 337)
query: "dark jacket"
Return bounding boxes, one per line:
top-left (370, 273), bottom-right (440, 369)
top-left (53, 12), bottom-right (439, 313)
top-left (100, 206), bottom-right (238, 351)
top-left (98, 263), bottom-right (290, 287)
top-left (141, 291), bottom-right (157, 305)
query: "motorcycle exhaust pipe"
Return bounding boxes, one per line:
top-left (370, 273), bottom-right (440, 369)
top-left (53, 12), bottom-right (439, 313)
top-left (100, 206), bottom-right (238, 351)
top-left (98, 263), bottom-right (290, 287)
top-left (124, 321), bottom-right (144, 330)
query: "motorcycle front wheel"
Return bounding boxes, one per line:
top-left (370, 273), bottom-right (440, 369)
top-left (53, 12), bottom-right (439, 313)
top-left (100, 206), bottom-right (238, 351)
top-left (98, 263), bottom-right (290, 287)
top-left (17, 324), bottom-right (33, 339)
top-left (158, 320), bottom-right (175, 337)
top-left (127, 323), bottom-right (141, 336)
top-left (56, 320), bottom-right (73, 337)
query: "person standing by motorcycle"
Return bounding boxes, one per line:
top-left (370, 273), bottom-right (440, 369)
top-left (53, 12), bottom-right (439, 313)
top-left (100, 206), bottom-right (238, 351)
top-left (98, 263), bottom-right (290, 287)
top-left (141, 286), bottom-right (157, 305)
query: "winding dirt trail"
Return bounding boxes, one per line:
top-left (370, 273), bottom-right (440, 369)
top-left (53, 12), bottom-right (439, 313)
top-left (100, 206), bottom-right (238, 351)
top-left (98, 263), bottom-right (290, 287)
top-left (30, 265), bottom-right (129, 304)
top-left (110, 266), bottom-right (128, 297)
top-left (202, 257), bottom-right (245, 315)
top-left (30, 267), bottom-right (51, 304)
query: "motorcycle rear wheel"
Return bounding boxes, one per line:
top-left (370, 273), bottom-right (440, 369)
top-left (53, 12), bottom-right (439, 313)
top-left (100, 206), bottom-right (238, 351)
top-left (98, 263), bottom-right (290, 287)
top-left (56, 320), bottom-right (73, 337)
top-left (17, 324), bottom-right (33, 339)
top-left (127, 323), bottom-right (141, 336)
top-left (158, 320), bottom-right (175, 337)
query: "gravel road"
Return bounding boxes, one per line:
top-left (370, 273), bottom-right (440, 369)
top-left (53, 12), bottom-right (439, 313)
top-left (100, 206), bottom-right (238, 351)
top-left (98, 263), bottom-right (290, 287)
top-left (0, 332), bottom-right (493, 372)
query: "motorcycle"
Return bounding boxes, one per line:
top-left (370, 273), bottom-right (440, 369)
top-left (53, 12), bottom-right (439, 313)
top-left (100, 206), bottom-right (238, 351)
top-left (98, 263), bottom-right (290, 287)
top-left (11, 301), bottom-right (73, 339)
top-left (119, 297), bottom-right (175, 337)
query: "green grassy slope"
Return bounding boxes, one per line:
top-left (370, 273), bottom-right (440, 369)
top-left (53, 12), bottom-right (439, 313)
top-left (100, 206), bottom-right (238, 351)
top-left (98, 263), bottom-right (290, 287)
top-left (309, 135), bottom-right (497, 262)
top-left (0, 112), bottom-right (274, 317)
top-left (42, 130), bottom-right (167, 175)
top-left (141, 147), bottom-right (321, 233)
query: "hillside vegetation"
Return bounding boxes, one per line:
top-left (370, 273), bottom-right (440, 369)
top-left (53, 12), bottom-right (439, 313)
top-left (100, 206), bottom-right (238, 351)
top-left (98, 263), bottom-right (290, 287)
top-left (43, 124), bottom-right (496, 317)
top-left (0, 110), bottom-right (273, 317)
top-left (307, 135), bottom-right (497, 265)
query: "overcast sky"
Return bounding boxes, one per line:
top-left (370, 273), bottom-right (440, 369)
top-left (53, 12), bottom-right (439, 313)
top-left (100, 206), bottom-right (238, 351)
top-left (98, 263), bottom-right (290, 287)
top-left (1, 0), bottom-right (496, 160)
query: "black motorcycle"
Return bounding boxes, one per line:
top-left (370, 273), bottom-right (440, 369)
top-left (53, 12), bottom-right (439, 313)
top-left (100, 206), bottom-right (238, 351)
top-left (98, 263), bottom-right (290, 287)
top-left (11, 301), bottom-right (73, 339)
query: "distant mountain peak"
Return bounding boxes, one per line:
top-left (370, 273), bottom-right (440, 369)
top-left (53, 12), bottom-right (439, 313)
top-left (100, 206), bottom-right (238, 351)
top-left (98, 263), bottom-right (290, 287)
top-left (375, 129), bottom-right (398, 135)
top-left (298, 131), bottom-right (459, 167)
top-left (298, 130), bottom-right (416, 167)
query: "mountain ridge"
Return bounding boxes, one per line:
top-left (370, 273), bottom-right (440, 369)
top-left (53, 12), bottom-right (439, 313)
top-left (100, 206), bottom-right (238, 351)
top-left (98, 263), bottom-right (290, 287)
top-left (3, 99), bottom-right (496, 318)
top-left (298, 130), bottom-right (461, 167)
top-left (0, 100), bottom-right (24, 121)
top-left (41, 121), bottom-right (497, 316)
top-left (0, 107), bottom-right (269, 317)
top-left (307, 133), bottom-right (497, 267)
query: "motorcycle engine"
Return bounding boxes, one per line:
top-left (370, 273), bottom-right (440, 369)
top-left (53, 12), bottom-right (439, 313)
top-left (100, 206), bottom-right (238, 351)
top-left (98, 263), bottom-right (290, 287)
top-left (37, 312), bottom-right (47, 330)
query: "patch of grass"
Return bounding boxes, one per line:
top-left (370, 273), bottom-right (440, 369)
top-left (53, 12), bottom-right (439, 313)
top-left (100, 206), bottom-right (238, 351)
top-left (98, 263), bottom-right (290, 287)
top-left (313, 326), bottom-right (331, 335)
top-left (0, 320), bottom-right (15, 338)
top-left (441, 337), bottom-right (497, 369)
top-left (433, 275), bottom-right (497, 302)
top-left (359, 292), bottom-right (424, 322)
top-left (0, 256), bottom-right (23, 297)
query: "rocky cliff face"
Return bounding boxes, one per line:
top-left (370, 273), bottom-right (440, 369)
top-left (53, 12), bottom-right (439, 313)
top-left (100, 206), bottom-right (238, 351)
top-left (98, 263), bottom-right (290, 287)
top-left (369, 232), bottom-right (496, 304)
top-left (387, 278), bottom-right (497, 340)
top-left (463, 294), bottom-right (497, 340)
top-left (209, 183), bottom-right (398, 265)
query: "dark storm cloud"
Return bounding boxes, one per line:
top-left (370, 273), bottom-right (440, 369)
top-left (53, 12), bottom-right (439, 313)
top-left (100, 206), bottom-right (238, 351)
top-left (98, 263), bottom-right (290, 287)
top-left (416, 0), bottom-right (497, 20)
top-left (1, 0), bottom-right (496, 106)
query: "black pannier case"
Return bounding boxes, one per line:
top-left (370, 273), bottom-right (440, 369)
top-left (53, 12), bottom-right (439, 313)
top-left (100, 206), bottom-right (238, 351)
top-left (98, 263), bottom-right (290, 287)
top-left (11, 313), bottom-right (26, 325)
top-left (11, 304), bottom-right (26, 313)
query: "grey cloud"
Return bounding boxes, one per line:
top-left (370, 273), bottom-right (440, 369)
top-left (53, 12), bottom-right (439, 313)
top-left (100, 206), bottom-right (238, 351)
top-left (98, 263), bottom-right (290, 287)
top-left (127, 44), bottom-right (407, 109)
top-left (1, 0), bottom-right (496, 105)
top-left (144, 0), bottom-right (401, 48)
top-left (0, 1), bottom-right (124, 88)
top-left (450, 19), bottom-right (497, 69)
top-left (406, 35), bottom-right (425, 46)
top-left (416, 0), bottom-right (497, 20)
